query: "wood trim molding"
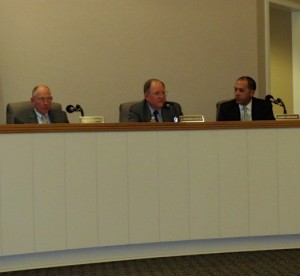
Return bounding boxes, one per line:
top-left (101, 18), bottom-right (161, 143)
top-left (1, 120), bottom-right (300, 134)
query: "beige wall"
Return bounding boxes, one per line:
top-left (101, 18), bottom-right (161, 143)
top-left (270, 5), bottom-right (293, 115)
top-left (292, 11), bottom-right (300, 113)
top-left (0, 0), bottom-right (259, 123)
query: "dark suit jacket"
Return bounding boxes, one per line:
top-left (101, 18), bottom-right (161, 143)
top-left (14, 109), bottom-right (69, 124)
top-left (128, 100), bottom-right (183, 122)
top-left (217, 97), bottom-right (275, 121)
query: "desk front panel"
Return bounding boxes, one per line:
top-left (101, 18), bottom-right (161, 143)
top-left (0, 126), bottom-right (300, 257)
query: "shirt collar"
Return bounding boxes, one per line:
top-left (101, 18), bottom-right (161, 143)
top-left (34, 109), bottom-right (48, 118)
top-left (34, 109), bottom-right (49, 123)
top-left (239, 99), bottom-right (252, 111)
top-left (147, 103), bottom-right (161, 115)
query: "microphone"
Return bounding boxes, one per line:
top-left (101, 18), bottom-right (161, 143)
top-left (265, 95), bottom-right (281, 104)
top-left (265, 95), bottom-right (275, 102)
top-left (66, 105), bottom-right (75, 113)
top-left (276, 98), bottom-right (284, 106)
top-left (164, 101), bottom-right (179, 122)
top-left (164, 101), bottom-right (173, 109)
top-left (265, 95), bottom-right (287, 114)
top-left (66, 104), bottom-right (85, 117)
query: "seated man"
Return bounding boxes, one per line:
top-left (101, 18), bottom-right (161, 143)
top-left (217, 76), bottom-right (275, 121)
top-left (14, 85), bottom-right (69, 124)
top-left (128, 79), bottom-right (183, 122)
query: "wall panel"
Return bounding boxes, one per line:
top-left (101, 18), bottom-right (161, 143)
top-left (1, 123), bottom-right (300, 271)
top-left (127, 132), bottom-right (160, 244)
top-left (188, 131), bottom-right (220, 239)
top-left (65, 133), bottom-right (98, 249)
top-left (97, 132), bottom-right (130, 246)
top-left (248, 129), bottom-right (279, 236)
top-left (0, 135), bottom-right (34, 255)
top-left (158, 131), bottom-right (190, 242)
top-left (33, 134), bottom-right (67, 252)
top-left (277, 128), bottom-right (300, 233)
top-left (218, 130), bottom-right (249, 238)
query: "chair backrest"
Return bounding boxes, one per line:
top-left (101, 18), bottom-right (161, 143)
top-left (119, 101), bottom-right (139, 122)
top-left (6, 101), bottom-right (63, 124)
top-left (216, 99), bottom-right (231, 120)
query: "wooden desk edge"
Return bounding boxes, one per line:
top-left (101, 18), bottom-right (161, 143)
top-left (1, 121), bottom-right (300, 134)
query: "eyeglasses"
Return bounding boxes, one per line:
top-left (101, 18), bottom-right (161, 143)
top-left (34, 96), bottom-right (53, 102)
top-left (147, 91), bottom-right (168, 97)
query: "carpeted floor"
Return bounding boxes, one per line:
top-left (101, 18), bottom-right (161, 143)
top-left (3, 249), bottom-right (300, 275)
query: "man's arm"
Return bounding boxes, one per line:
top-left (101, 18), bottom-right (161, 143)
top-left (217, 104), bottom-right (226, 121)
top-left (128, 108), bottom-right (141, 122)
top-left (264, 101), bottom-right (275, 120)
top-left (174, 102), bottom-right (183, 117)
top-left (62, 112), bottom-right (69, 123)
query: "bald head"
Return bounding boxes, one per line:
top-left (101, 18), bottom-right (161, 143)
top-left (31, 85), bottom-right (53, 115)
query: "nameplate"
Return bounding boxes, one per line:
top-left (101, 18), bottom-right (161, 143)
top-left (275, 114), bottom-right (299, 120)
top-left (179, 115), bottom-right (205, 122)
top-left (79, 116), bottom-right (105, 123)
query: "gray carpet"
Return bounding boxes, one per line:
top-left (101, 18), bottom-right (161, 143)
top-left (4, 249), bottom-right (300, 275)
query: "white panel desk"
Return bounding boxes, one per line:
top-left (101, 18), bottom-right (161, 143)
top-left (0, 121), bottom-right (300, 272)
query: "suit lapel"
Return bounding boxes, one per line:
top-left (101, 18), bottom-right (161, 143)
top-left (48, 111), bottom-right (54, 123)
top-left (143, 101), bottom-right (152, 122)
top-left (233, 103), bottom-right (241, 120)
top-left (251, 98), bottom-right (259, 120)
top-left (161, 108), bottom-right (170, 122)
top-left (29, 110), bottom-right (38, 123)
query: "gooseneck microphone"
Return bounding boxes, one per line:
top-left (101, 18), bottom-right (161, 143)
top-left (277, 98), bottom-right (287, 114)
top-left (265, 95), bottom-right (287, 114)
top-left (66, 104), bottom-right (85, 117)
top-left (265, 95), bottom-right (275, 103)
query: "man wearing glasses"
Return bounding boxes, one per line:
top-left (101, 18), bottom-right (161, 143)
top-left (128, 79), bottom-right (183, 122)
top-left (14, 85), bottom-right (69, 124)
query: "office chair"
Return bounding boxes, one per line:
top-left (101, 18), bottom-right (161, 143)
top-left (216, 99), bottom-right (231, 120)
top-left (6, 101), bottom-right (63, 124)
top-left (119, 101), bottom-right (139, 122)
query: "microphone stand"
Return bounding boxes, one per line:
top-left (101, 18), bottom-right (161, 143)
top-left (277, 100), bottom-right (287, 114)
top-left (265, 95), bottom-right (287, 114)
top-left (76, 105), bottom-right (84, 117)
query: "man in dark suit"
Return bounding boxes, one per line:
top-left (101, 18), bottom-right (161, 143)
top-left (128, 79), bottom-right (183, 122)
top-left (14, 85), bottom-right (69, 124)
top-left (217, 76), bottom-right (275, 121)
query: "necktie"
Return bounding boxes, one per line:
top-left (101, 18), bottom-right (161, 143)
top-left (153, 111), bottom-right (159, 122)
top-left (242, 106), bottom-right (250, 121)
top-left (41, 115), bottom-right (48, 124)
